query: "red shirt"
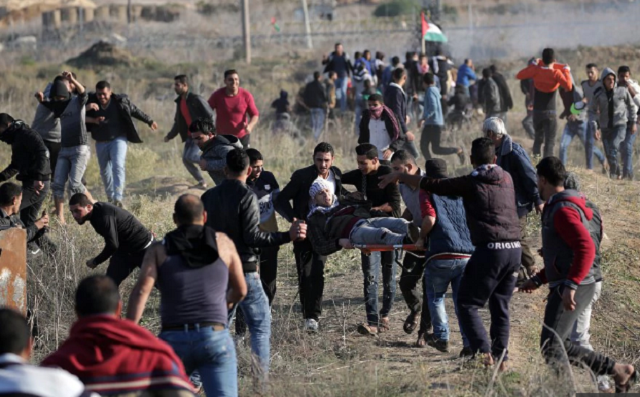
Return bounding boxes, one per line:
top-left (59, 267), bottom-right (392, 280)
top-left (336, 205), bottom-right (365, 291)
top-left (180, 96), bottom-right (192, 137)
top-left (208, 87), bottom-right (259, 139)
top-left (419, 190), bottom-right (436, 219)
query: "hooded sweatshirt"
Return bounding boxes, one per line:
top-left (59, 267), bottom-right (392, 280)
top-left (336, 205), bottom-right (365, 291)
top-left (535, 189), bottom-right (596, 289)
top-left (589, 67), bottom-right (637, 129)
top-left (418, 164), bottom-right (521, 245)
top-left (41, 315), bottom-right (194, 395)
top-left (200, 134), bottom-right (243, 180)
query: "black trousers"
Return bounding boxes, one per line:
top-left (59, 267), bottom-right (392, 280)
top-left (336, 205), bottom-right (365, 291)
top-left (20, 180), bottom-right (55, 250)
top-left (106, 249), bottom-right (148, 287)
top-left (240, 134), bottom-right (251, 149)
top-left (294, 239), bottom-right (327, 321)
top-left (399, 253), bottom-right (432, 332)
top-left (420, 124), bottom-right (459, 160)
top-left (540, 283), bottom-right (616, 376)
top-left (44, 140), bottom-right (61, 182)
top-left (457, 243), bottom-right (521, 360)
top-left (260, 245), bottom-right (280, 305)
top-left (533, 111), bottom-right (558, 157)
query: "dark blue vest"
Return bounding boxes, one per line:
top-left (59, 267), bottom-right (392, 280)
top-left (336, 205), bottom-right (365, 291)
top-left (426, 194), bottom-right (475, 260)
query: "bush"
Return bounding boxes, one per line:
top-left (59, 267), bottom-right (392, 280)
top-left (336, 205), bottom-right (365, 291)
top-left (373, 0), bottom-right (420, 18)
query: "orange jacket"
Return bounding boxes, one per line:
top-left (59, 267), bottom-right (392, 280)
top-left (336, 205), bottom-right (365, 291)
top-left (516, 60), bottom-right (572, 93)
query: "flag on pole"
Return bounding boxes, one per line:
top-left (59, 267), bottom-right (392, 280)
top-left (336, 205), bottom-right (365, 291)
top-left (271, 17), bottom-right (281, 32)
top-left (421, 11), bottom-right (447, 43)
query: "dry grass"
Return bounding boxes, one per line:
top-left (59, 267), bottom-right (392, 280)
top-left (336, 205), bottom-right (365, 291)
top-left (1, 45), bottom-right (639, 396)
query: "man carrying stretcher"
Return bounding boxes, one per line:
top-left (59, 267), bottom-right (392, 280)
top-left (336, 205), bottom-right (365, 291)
top-left (306, 178), bottom-right (419, 256)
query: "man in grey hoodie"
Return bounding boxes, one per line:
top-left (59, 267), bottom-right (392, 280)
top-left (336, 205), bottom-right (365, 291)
top-left (189, 118), bottom-right (242, 186)
top-left (589, 67), bottom-right (637, 179)
top-left (617, 66), bottom-right (640, 180)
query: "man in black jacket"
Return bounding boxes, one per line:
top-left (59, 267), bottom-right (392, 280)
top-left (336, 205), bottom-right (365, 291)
top-left (304, 72), bottom-right (328, 141)
top-left (0, 182), bottom-right (49, 246)
top-left (69, 193), bottom-right (153, 287)
top-left (342, 143), bottom-right (402, 334)
top-left (275, 142), bottom-right (344, 332)
top-left (87, 81), bottom-right (157, 207)
top-left (383, 69), bottom-right (420, 159)
top-left (0, 114), bottom-right (54, 253)
top-left (490, 65), bottom-right (514, 125)
top-left (201, 148), bottom-right (305, 377)
top-left (322, 43), bottom-right (352, 112)
top-left (164, 75), bottom-right (214, 189)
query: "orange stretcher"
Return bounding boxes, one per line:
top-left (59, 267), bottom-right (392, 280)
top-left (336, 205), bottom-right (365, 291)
top-left (353, 244), bottom-right (426, 268)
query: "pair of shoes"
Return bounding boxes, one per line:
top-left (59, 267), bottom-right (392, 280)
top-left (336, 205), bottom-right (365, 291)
top-left (426, 335), bottom-right (449, 352)
top-left (304, 318), bottom-right (319, 333)
top-left (459, 346), bottom-right (473, 358)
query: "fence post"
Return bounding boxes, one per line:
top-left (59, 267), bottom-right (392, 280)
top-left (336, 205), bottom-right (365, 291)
top-left (0, 228), bottom-right (27, 314)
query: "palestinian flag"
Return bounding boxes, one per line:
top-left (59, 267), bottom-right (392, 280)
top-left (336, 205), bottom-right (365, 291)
top-left (421, 12), bottom-right (447, 43)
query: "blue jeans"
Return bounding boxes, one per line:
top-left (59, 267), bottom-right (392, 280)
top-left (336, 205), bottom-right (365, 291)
top-left (52, 145), bottom-right (90, 199)
top-left (335, 77), bottom-right (348, 112)
top-left (350, 218), bottom-right (408, 246)
top-left (228, 272), bottom-right (271, 376)
top-left (183, 137), bottom-right (205, 184)
top-left (424, 258), bottom-right (470, 346)
top-left (602, 124), bottom-right (627, 177)
top-left (621, 122), bottom-right (637, 178)
top-left (559, 121), bottom-right (605, 168)
top-left (310, 108), bottom-right (325, 140)
top-left (159, 327), bottom-right (237, 397)
top-left (585, 120), bottom-right (606, 170)
top-left (95, 136), bottom-right (128, 201)
top-left (361, 251), bottom-right (396, 326)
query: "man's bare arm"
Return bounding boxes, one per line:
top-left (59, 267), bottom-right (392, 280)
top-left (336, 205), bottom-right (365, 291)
top-left (217, 233), bottom-right (248, 307)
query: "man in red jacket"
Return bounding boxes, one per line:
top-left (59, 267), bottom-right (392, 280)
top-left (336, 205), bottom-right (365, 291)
top-left (42, 275), bottom-right (195, 396)
top-left (516, 48), bottom-right (573, 157)
top-left (208, 69), bottom-right (259, 148)
top-left (520, 157), bottom-right (636, 393)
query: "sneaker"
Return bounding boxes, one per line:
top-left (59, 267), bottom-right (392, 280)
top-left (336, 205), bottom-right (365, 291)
top-left (459, 346), bottom-right (473, 358)
top-left (191, 181), bottom-right (208, 190)
top-left (113, 200), bottom-right (125, 209)
top-left (426, 335), bottom-right (449, 352)
top-left (304, 318), bottom-right (319, 333)
top-left (27, 242), bottom-right (41, 257)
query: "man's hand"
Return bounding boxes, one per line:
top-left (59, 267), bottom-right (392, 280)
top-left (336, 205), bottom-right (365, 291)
top-left (87, 103), bottom-right (99, 111)
top-left (378, 171), bottom-right (401, 188)
top-left (34, 214), bottom-right (49, 230)
top-left (595, 130), bottom-right (602, 141)
top-left (198, 159), bottom-right (208, 170)
top-left (33, 180), bottom-right (45, 195)
top-left (405, 131), bottom-right (415, 141)
top-left (348, 191), bottom-right (365, 201)
top-left (414, 237), bottom-right (425, 250)
top-left (418, 119), bottom-right (425, 129)
top-left (150, 121), bottom-right (158, 131)
top-left (632, 123), bottom-right (637, 135)
top-left (164, 135), bottom-right (171, 143)
top-left (86, 258), bottom-right (99, 269)
top-left (405, 115), bottom-right (411, 125)
top-left (535, 203), bottom-right (544, 215)
top-left (339, 238), bottom-right (354, 249)
top-left (382, 149), bottom-right (393, 161)
top-left (518, 278), bottom-right (539, 293)
top-left (567, 114), bottom-right (577, 122)
top-left (562, 287), bottom-right (577, 311)
top-left (35, 92), bottom-right (45, 103)
top-left (289, 218), bottom-right (307, 241)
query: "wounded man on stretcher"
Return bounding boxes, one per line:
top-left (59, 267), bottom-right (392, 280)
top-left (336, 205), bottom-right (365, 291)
top-left (306, 179), bottom-right (420, 256)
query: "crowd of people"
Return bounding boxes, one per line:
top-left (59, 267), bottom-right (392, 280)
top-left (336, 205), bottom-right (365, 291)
top-left (0, 42), bottom-right (639, 396)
